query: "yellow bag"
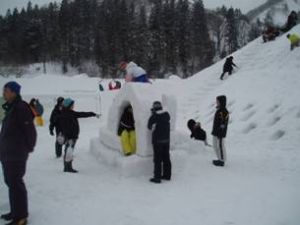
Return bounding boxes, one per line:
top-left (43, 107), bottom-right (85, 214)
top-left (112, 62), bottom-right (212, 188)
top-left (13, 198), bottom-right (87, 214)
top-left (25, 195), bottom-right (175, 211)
top-left (35, 116), bottom-right (44, 127)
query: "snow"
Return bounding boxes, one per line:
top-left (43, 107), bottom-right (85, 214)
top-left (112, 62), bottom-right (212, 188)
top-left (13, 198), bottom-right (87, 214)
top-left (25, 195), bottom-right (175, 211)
top-left (1, 25), bottom-right (300, 225)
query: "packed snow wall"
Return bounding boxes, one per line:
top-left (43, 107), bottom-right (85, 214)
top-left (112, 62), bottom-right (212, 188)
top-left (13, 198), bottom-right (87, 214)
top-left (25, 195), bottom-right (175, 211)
top-left (95, 83), bottom-right (177, 157)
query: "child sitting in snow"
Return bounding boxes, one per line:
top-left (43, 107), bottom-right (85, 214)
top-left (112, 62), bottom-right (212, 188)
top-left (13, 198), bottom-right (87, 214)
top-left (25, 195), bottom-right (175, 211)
top-left (187, 119), bottom-right (209, 146)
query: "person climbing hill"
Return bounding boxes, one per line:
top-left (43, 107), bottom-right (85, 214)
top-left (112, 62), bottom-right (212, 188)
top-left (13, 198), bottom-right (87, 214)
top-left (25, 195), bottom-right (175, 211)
top-left (119, 61), bottom-right (149, 83)
top-left (287, 33), bottom-right (300, 51)
top-left (220, 56), bottom-right (238, 80)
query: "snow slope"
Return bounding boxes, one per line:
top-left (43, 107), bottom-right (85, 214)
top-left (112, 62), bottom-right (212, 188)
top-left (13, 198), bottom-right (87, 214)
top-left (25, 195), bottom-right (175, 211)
top-left (0, 26), bottom-right (300, 225)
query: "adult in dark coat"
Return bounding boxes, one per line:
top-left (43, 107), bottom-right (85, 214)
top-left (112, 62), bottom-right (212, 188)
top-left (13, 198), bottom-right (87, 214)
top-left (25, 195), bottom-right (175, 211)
top-left (59, 98), bottom-right (98, 173)
top-left (220, 56), bottom-right (237, 80)
top-left (211, 95), bottom-right (229, 167)
top-left (0, 81), bottom-right (37, 225)
top-left (148, 101), bottom-right (171, 184)
top-left (187, 119), bottom-right (208, 145)
top-left (49, 97), bottom-right (64, 158)
top-left (282, 11), bottom-right (298, 32)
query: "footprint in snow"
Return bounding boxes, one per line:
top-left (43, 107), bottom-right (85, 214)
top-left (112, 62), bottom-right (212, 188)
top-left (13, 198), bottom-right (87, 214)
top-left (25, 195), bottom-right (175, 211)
top-left (270, 130), bottom-right (285, 140)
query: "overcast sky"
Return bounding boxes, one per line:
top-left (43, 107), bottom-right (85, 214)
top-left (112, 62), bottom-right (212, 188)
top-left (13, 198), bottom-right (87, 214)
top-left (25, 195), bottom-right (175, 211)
top-left (0, 0), bottom-right (62, 16)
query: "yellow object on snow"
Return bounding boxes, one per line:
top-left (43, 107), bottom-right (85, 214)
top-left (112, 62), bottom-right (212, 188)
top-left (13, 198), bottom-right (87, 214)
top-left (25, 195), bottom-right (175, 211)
top-left (288, 34), bottom-right (300, 44)
top-left (120, 130), bottom-right (136, 155)
top-left (35, 116), bottom-right (44, 127)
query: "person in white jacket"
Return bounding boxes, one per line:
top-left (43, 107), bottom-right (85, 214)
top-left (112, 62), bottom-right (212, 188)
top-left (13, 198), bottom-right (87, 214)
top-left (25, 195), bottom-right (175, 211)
top-left (119, 61), bottom-right (149, 83)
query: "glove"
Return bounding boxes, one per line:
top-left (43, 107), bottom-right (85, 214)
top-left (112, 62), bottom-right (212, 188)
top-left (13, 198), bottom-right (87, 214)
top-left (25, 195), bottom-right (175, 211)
top-left (50, 130), bottom-right (54, 136)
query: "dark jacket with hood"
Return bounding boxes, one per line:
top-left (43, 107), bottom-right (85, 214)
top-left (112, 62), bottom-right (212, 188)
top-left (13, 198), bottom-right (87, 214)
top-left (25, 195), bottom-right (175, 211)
top-left (49, 105), bottom-right (63, 134)
top-left (118, 106), bottom-right (135, 136)
top-left (190, 126), bottom-right (207, 141)
top-left (59, 108), bottom-right (96, 140)
top-left (212, 96), bottom-right (229, 138)
top-left (0, 96), bottom-right (37, 162)
top-left (148, 110), bottom-right (170, 145)
top-left (223, 57), bottom-right (236, 72)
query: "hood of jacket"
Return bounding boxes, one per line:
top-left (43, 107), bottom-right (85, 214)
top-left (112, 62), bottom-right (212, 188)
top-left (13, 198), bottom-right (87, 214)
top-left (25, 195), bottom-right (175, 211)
top-left (217, 95), bottom-right (227, 109)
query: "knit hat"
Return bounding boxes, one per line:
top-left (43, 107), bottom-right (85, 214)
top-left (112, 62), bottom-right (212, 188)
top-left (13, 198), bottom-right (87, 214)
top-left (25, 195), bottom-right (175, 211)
top-left (4, 81), bottom-right (21, 95)
top-left (187, 119), bottom-right (196, 131)
top-left (63, 98), bottom-right (74, 108)
top-left (151, 101), bottom-right (163, 112)
top-left (57, 97), bottom-right (64, 105)
top-left (119, 61), bottom-right (128, 70)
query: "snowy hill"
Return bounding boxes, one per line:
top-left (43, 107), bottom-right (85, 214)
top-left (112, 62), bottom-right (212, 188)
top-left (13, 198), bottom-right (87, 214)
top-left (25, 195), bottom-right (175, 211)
top-left (247, 0), bottom-right (300, 26)
top-left (0, 26), bottom-right (300, 225)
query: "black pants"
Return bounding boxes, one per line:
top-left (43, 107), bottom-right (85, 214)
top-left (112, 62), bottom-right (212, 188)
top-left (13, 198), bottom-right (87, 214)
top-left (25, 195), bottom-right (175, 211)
top-left (220, 69), bottom-right (233, 79)
top-left (55, 141), bottom-right (63, 158)
top-left (1, 161), bottom-right (28, 220)
top-left (153, 143), bottom-right (172, 180)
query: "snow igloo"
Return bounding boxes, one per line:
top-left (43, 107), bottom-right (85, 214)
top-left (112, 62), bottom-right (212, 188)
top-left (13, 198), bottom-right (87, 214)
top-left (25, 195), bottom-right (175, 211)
top-left (90, 83), bottom-right (178, 175)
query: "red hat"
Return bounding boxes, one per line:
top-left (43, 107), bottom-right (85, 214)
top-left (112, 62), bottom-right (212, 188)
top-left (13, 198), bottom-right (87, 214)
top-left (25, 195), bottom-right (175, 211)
top-left (119, 61), bottom-right (128, 70)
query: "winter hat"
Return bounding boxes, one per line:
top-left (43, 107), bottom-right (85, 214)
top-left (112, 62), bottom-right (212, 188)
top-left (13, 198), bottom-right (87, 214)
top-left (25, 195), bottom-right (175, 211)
top-left (63, 98), bottom-right (75, 108)
top-left (119, 61), bottom-right (128, 70)
top-left (4, 81), bottom-right (21, 95)
top-left (187, 119), bottom-right (196, 131)
top-left (217, 95), bottom-right (227, 108)
top-left (287, 34), bottom-right (291, 38)
top-left (57, 97), bottom-right (64, 105)
top-left (151, 101), bottom-right (163, 112)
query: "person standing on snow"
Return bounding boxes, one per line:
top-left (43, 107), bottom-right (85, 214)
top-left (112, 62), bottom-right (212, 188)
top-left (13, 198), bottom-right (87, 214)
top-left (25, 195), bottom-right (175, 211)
top-left (287, 33), bottom-right (300, 51)
top-left (118, 105), bottom-right (136, 156)
top-left (220, 56), bottom-right (237, 80)
top-left (0, 82), bottom-right (37, 225)
top-left (148, 101), bottom-right (172, 184)
top-left (59, 98), bottom-right (100, 173)
top-left (211, 96), bottom-right (229, 167)
top-left (187, 119), bottom-right (209, 146)
top-left (49, 97), bottom-right (65, 158)
top-left (119, 61), bottom-right (149, 83)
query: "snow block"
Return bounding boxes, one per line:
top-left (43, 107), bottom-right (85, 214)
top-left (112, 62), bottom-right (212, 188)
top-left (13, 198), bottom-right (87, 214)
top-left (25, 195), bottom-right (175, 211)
top-left (92, 82), bottom-right (178, 157)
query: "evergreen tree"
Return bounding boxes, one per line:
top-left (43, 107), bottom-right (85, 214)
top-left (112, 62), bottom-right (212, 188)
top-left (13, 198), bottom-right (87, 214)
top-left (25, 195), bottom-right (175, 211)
top-left (190, 0), bottom-right (214, 73)
top-left (225, 7), bottom-right (239, 54)
top-left (175, 0), bottom-right (190, 77)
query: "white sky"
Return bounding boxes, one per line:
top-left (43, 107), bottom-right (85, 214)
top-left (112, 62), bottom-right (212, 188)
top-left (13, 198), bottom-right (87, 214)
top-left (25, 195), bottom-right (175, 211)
top-left (0, 0), bottom-right (267, 16)
top-left (0, 0), bottom-right (62, 16)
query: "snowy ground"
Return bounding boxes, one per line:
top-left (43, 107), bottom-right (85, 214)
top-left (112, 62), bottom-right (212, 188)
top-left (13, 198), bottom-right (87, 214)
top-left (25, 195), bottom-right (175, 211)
top-left (0, 26), bottom-right (300, 225)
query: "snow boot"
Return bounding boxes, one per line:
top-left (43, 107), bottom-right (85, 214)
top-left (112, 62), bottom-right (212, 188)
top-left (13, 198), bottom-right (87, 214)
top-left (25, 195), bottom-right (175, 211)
top-left (149, 178), bottom-right (161, 184)
top-left (5, 218), bottom-right (27, 225)
top-left (161, 176), bottom-right (171, 181)
top-left (64, 161), bottom-right (78, 173)
top-left (1, 213), bottom-right (13, 221)
top-left (212, 160), bottom-right (225, 167)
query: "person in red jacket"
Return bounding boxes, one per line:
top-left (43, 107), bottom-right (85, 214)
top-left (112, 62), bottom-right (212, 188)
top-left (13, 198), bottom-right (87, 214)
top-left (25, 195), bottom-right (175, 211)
top-left (0, 82), bottom-right (37, 225)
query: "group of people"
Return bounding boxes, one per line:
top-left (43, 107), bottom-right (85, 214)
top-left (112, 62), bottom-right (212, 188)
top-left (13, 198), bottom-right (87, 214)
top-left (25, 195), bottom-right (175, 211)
top-left (262, 11), bottom-right (298, 43)
top-left (0, 63), bottom-right (230, 224)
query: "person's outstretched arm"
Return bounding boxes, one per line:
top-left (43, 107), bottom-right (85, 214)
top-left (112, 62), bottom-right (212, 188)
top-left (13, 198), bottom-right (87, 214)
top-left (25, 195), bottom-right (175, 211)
top-left (73, 111), bottom-right (96, 118)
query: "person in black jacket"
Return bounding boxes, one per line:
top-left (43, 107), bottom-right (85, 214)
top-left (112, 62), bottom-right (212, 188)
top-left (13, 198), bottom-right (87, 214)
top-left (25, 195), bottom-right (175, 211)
top-left (59, 98), bottom-right (99, 173)
top-left (211, 95), bottom-right (229, 167)
top-left (148, 101), bottom-right (171, 184)
top-left (49, 97), bottom-right (64, 158)
top-left (220, 56), bottom-right (237, 80)
top-left (0, 81), bottom-right (37, 225)
top-left (187, 119), bottom-right (208, 145)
